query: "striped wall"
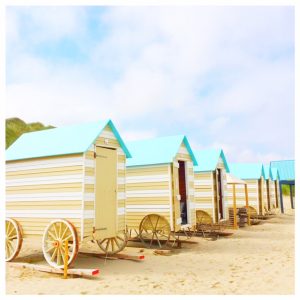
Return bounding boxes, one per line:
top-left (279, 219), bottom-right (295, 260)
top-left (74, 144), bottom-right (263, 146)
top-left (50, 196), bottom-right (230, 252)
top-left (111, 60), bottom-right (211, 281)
top-left (125, 142), bottom-right (196, 231)
top-left (126, 164), bottom-right (171, 229)
top-left (6, 154), bottom-right (85, 239)
top-left (262, 178), bottom-right (268, 213)
top-left (269, 180), bottom-right (277, 209)
top-left (82, 124), bottom-right (126, 239)
top-left (194, 171), bottom-right (214, 221)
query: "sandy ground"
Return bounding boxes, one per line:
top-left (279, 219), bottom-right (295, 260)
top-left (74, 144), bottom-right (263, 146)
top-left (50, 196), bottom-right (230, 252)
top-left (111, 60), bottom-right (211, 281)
top-left (6, 205), bottom-right (294, 295)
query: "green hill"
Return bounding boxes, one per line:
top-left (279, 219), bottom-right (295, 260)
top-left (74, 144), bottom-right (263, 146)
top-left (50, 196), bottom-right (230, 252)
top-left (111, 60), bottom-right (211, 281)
top-left (6, 117), bottom-right (55, 149)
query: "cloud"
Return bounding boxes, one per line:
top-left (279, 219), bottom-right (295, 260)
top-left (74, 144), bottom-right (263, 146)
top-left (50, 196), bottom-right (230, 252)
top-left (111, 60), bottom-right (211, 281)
top-left (6, 6), bottom-right (294, 163)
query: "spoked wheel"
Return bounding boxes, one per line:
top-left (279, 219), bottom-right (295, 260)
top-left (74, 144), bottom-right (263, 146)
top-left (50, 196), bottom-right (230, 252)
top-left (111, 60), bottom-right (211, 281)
top-left (139, 214), bottom-right (171, 248)
top-left (97, 231), bottom-right (128, 255)
top-left (42, 219), bottom-right (79, 269)
top-left (5, 218), bottom-right (23, 262)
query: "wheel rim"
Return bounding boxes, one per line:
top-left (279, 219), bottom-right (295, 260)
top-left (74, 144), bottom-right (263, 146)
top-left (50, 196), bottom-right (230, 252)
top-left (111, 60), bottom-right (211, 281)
top-left (42, 219), bottom-right (78, 269)
top-left (5, 218), bottom-right (22, 262)
top-left (139, 214), bottom-right (171, 248)
top-left (97, 231), bottom-right (128, 255)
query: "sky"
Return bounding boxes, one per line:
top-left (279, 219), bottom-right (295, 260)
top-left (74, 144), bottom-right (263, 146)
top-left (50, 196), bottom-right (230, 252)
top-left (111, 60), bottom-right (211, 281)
top-left (6, 6), bottom-right (295, 163)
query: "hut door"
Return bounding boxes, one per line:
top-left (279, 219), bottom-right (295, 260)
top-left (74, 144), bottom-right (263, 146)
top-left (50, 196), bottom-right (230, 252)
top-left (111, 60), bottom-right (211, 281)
top-left (217, 169), bottom-right (224, 219)
top-left (178, 161), bottom-right (188, 225)
top-left (274, 181), bottom-right (279, 208)
top-left (95, 146), bottom-right (117, 239)
top-left (172, 162), bottom-right (181, 231)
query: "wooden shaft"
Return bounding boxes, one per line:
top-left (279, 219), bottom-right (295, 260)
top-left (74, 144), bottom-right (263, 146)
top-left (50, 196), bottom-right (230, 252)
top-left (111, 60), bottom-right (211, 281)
top-left (232, 184), bottom-right (237, 229)
top-left (245, 184), bottom-right (250, 226)
top-left (64, 240), bottom-right (68, 279)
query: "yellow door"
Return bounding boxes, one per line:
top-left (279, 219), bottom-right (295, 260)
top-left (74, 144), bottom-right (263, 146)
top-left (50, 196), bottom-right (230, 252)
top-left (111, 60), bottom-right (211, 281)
top-left (172, 161), bottom-right (181, 232)
top-left (258, 178), bottom-right (263, 215)
top-left (95, 146), bottom-right (117, 239)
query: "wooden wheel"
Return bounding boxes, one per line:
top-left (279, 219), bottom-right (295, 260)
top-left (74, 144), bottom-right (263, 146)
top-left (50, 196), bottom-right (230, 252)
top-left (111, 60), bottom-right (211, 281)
top-left (196, 210), bottom-right (213, 225)
top-left (139, 214), bottom-right (171, 248)
top-left (42, 219), bottom-right (79, 269)
top-left (97, 231), bottom-right (128, 255)
top-left (5, 218), bottom-right (23, 262)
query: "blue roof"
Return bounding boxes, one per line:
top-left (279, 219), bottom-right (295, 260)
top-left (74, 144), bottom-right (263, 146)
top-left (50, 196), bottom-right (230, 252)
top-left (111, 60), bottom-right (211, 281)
top-left (263, 164), bottom-right (270, 180)
top-left (126, 135), bottom-right (197, 167)
top-left (194, 149), bottom-right (230, 173)
top-left (6, 120), bottom-right (131, 161)
top-left (229, 163), bottom-right (265, 180)
top-left (270, 167), bottom-right (280, 181)
top-left (270, 160), bottom-right (295, 181)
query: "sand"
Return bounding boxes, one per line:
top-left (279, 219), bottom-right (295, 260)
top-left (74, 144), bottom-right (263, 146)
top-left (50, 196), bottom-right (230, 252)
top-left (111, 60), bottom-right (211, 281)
top-left (6, 203), bottom-right (294, 295)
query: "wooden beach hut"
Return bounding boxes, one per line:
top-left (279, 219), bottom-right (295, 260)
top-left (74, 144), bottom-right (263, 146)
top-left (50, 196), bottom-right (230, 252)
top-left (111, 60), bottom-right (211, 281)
top-left (6, 120), bottom-right (131, 267)
top-left (229, 163), bottom-right (267, 216)
top-left (125, 135), bottom-right (198, 246)
top-left (193, 149), bottom-right (230, 224)
top-left (270, 160), bottom-right (295, 213)
top-left (270, 167), bottom-right (280, 210)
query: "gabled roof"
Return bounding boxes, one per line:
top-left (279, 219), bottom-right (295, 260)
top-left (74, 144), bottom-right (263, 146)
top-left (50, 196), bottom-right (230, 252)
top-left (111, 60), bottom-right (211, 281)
top-left (126, 135), bottom-right (197, 167)
top-left (270, 160), bottom-right (294, 181)
top-left (270, 167), bottom-right (280, 181)
top-left (6, 119), bottom-right (131, 161)
top-left (229, 163), bottom-right (265, 180)
top-left (194, 149), bottom-right (230, 173)
top-left (263, 164), bottom-right (270, 180)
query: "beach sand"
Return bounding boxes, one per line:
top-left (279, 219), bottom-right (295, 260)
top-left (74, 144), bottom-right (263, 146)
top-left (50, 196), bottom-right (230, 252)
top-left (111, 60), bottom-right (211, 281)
top-left (6, 203), bottom-right (294, 295)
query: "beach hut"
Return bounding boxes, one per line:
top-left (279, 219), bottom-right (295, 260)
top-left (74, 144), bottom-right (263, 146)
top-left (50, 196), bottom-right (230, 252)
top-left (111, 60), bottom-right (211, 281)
top-left (193, 149), bottom-right (230, 224)
top-left (5, 120), bottom-right (131, 268)
top-left (125, 135), bottom-right (197, 247)
top-left (229, 163), bottom-right (266, 216)
top-left (270, 167), bottom-right (280, 209)
top-left (270, 160), bottom-right (295, 213)
top-left (226, 173), bottom-right (250, 229)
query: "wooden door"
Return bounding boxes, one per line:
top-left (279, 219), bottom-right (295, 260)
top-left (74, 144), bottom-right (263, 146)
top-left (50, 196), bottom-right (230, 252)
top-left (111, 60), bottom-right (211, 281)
top-left (178, 161), bottom-right (188, 225)
top-left (95, 146), bottom-right (117, 239)
top-left (266, 180), bottom-right (271, 210)
top-left (258, 179), bottom-right (263, 215)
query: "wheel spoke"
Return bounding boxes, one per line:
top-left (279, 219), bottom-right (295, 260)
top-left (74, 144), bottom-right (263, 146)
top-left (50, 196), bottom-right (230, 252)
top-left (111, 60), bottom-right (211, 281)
top-left (7, 241), bottom-right (14, 257)
top-left (62, 234), bottom-right (73, 242)
top-left (148, 216), bottom-right (155, 231)
top-left (57, 247), bottom-right (61, 266)
top-left (45, 245), bottom-right (55, 253)
top-left (149, 232), bottom-right (155, 248)
top-left (98, 238), bottom-right (107, 246)
top-left (51, 247), bottom-right (58, 261)
top-left (116, 236), bottom-right (124, 242)
top-left (154, 216), bottom-right (160, 231)
top-left (7, 226), bottom-right (15, 238)
top-left (114, 237), bottom-right (120, 249)
top-left (155, 232), bottom-right (162, 248)
top-left (61, 225), bottom-right (69, 240)
top-left (58, 222), bottom-right (62, 239)
top-left (47, 230), bottom-right (57, 241)
top-left (105, 239), bottom-right (111, 253)
top-left (52, 223), bottom-right (59, 239)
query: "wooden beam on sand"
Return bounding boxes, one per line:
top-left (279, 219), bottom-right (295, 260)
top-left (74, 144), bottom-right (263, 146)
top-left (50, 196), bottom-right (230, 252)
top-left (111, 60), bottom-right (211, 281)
top-left (8, 262), bottom-right (100, 277)
top-left (79, 251), bottom-right (145, 261)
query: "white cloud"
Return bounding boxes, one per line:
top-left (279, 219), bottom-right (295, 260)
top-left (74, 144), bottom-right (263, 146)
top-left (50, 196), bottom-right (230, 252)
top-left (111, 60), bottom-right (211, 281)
top-left (6, 6), bottom-right (294, 163)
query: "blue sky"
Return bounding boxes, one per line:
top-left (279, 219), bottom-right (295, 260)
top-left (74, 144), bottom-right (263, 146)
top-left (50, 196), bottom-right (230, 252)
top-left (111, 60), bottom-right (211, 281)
top-left (6, 6), bottom-right (294, 163)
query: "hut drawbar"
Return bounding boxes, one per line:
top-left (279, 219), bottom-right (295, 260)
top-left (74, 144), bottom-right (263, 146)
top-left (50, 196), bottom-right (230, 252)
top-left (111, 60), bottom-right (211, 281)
top-left (193, 149), bottom-right (230, 223)
top-left (6, 119), bottom-right (131, 268)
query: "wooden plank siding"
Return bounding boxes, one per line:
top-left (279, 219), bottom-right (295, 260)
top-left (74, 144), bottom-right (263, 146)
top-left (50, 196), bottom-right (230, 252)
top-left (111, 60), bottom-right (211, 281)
top-left (125, 164), bottom-right (172, 229)
top-left (194, 171), bottom-right (215, 221)
top-left (6, 154), bottom-right (84, 239)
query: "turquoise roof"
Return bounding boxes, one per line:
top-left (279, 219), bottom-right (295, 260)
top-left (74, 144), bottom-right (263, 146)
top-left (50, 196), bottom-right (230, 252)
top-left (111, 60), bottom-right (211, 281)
top-left (270, 167), bottom-right (280, 181)
top-left (270, 160), bottom-right (295, 181)
top-left (229, 163), bottom-right (265, 180)
top-left (194, 149), bottom-right (230, 173)
top-left (126, 135), bottom-right (197, 167)
top-left (263, 164), bottom-right (270, 180)
top-left (6, 120), bottom-right (131, 161)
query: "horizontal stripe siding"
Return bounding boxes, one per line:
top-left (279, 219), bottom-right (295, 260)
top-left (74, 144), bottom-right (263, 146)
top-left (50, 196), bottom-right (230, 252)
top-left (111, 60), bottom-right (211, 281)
top-left (6, 209), bottom-right (93, 219)
top-left (6, 155), bottom-right (83, 172)
top-left (6, 192), bottom-right (83, 201)
top-left (126, 182), bottom-right (169, 190)
top-left (126, 174), bottom-right (169, 183)
top-left (6, 200), bottom-right (82, 210)
top-left (6, 174), bottom-right (93, 186)
top-left (194, 179), bottom-right (213, 186)
top-left (126, 165), bottom-right (169, 175)
top-left (195, 203), bottom-right (214, 209)
top-left (195, 191), bottom-right (214, 197)
top-left (126, 190), bottom-right (170, 197)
